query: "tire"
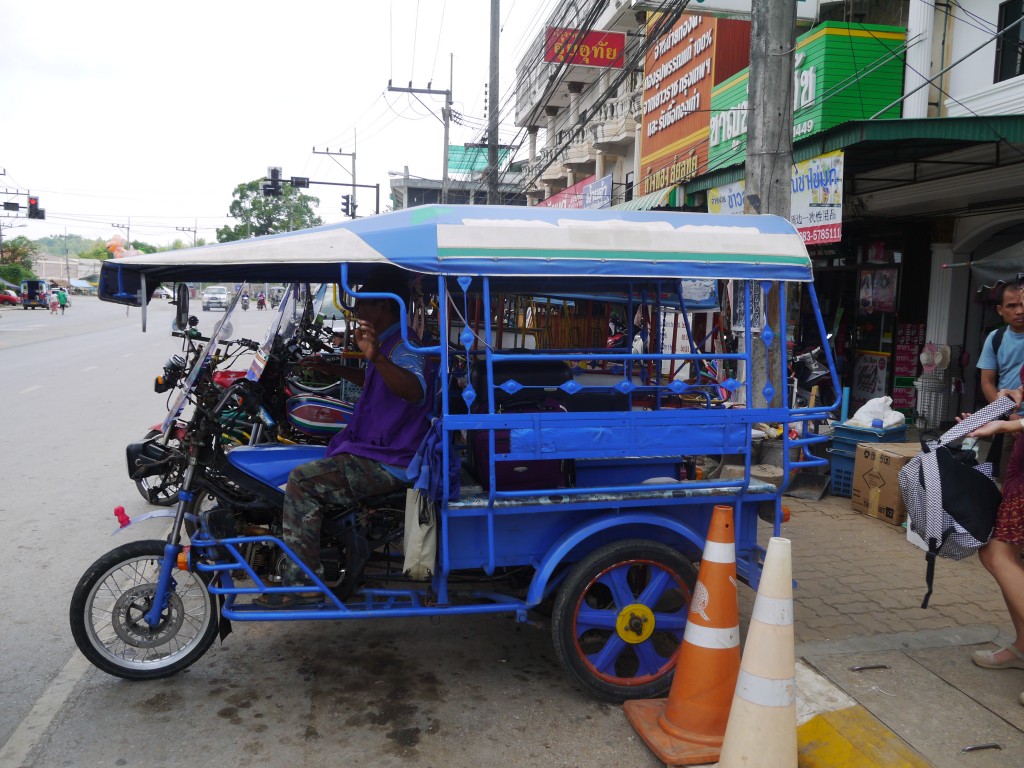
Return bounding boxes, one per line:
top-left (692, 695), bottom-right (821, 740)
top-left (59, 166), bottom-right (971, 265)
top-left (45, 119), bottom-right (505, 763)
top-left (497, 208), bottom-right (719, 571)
top-left (551, 539), bottom-right (697, 703)
top-left (70, 540), bottom-right (218, 680)
top-left (134, 430), bottom-right (184, 506)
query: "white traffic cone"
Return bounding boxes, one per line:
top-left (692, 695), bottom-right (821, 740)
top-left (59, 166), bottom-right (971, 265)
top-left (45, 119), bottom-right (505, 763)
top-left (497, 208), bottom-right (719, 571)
top-left (715, 536), bottom-right (797, 768)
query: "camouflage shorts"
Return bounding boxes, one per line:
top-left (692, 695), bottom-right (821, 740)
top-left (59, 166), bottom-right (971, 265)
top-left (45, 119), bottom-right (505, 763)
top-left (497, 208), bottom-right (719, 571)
top-left (281, 453), bottom-right (405, 585)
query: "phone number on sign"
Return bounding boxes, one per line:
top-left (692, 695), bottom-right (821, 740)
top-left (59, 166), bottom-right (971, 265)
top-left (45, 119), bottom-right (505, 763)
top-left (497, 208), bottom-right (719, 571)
top-left (799, 225), bottom-right (842, 244)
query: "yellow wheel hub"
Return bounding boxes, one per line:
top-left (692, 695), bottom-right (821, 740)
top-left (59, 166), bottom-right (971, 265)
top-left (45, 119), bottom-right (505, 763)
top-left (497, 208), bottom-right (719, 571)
top-left (615, 603), bottom-right (655, 644)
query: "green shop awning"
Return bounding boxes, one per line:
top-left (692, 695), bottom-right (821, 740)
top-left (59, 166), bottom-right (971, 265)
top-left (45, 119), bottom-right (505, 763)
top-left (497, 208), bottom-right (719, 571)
top-left (685, 115), bottom-right (1024, 193)
top-left (613, 184), bottom-right (683, 211)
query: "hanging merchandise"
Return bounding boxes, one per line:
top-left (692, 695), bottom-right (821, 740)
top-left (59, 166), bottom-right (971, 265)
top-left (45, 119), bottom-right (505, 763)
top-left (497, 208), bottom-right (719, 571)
top-left (919, 342), bottom-right (951, 374)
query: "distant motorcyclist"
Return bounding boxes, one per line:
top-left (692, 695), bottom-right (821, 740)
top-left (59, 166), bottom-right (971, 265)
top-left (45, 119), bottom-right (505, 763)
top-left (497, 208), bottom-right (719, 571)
top-left (257, 291), bottom-right (267, 311)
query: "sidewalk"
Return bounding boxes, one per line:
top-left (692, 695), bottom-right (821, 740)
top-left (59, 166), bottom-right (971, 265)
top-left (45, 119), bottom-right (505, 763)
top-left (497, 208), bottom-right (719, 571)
top-left (766, 489), bottom-right (1023, 766)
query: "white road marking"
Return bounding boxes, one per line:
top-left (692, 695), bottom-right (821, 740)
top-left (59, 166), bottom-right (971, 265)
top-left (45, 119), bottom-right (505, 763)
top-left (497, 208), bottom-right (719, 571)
top-left (82, 365), bottom-right (98, 372)
top-left (20, 386), bottom-right (41, 394)
top-left (0, 652), bottom-right (91, 767)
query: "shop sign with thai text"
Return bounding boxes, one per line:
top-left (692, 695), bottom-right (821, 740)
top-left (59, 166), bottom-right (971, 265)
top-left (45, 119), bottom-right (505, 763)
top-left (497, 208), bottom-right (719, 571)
top-left (708, 150), bottom-right (844, 244)
top-left (582, 174), bottom-right (613, 209)
top-left (639, 14), bottom-right (751, 196)
top-left (707, 23), bottom-right (905, 168)
top-left (536, 174), bottom-right (597, 209)
top-left (544, 27), bottom-right (625, 68)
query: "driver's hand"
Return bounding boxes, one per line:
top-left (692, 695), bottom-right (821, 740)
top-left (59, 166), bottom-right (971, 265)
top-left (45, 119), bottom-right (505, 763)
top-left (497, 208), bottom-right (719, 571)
top-left (353, 320), bottom-right (381, 362)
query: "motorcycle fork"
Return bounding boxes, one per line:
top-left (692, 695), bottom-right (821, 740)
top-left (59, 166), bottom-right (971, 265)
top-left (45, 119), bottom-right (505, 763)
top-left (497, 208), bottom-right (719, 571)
top-left (144, 460), bottom-right (198, 628)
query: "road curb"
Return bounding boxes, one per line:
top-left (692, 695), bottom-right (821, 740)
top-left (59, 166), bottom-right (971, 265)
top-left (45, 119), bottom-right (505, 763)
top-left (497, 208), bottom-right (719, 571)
top-left (796, 661), bottom-right (929, 767)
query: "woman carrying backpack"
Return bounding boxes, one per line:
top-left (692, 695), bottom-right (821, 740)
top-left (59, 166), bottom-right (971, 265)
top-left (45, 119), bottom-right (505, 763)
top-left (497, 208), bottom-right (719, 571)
top-left (962, 384), bottom-right (1024, 700)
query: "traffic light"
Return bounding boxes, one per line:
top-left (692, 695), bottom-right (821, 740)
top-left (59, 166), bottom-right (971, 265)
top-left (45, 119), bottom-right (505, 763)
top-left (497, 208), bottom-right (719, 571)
top-left (262, 167), bottom-right (283, 197)
top-left (341, 194), bottom-right (351, 217)
top-left (27, 196), bottom-right (45, 220)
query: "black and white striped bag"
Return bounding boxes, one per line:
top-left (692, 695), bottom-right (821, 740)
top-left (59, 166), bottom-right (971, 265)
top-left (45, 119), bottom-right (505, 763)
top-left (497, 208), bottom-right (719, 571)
top-left (898, 396), bottom-right (1016, 608)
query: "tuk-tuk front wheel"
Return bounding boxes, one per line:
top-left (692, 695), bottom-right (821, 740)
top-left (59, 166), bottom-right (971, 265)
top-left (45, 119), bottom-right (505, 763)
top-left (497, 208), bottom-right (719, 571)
top-left (551, 539), bottom-right (697, 703)
top-left (70, 540), bottom-right (218, 680)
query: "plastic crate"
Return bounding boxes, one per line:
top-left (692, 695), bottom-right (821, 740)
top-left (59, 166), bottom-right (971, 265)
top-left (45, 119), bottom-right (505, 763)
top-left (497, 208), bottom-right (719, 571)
top-left (831, 423), bottom-right (908, 445)
top-left (829, 446), bottom-right (856, 497)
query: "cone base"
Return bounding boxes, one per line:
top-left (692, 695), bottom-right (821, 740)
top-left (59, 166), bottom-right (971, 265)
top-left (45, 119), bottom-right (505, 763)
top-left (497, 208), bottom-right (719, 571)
top-left (623, 698), bottom-right (723, 765)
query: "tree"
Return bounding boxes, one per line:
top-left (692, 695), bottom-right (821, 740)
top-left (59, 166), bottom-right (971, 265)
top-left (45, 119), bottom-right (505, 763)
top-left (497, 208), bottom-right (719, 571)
top-left (1, 235), bottom-right (38, 270)
top-left (216, 180), bottom-right (323, 242)
top-left (0, 236), bottom-right (38, 285)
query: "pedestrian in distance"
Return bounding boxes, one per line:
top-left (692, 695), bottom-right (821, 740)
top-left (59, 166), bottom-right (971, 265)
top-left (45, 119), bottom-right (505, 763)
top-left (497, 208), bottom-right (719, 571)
top-left (962, 382), bottom-right (1024, 705)
top-left (978, 281), bottom-right (1024, 477)
top-left (49, 290), bottom-right (59, 315)
top-left (57, 288), bottom-right (68, 315)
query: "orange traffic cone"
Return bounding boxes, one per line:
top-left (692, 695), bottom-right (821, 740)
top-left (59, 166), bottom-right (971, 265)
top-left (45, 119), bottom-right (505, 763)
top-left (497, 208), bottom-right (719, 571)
top-left (715, 536), bottom-right (797, 768)
top-left (623, 504), bottom-right (741, 765)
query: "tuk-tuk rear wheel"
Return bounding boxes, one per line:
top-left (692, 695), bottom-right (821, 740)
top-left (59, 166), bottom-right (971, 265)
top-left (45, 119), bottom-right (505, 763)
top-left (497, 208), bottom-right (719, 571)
top-left (551, 539), bottom-right (696, 703)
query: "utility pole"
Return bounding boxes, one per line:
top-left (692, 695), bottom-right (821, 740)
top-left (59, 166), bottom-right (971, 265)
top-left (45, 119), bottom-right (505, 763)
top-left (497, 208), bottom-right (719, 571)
top-left (387, 82), bottom-right (453, 204)
top-left (313, 146), bottom-right (357, 212)
top-left (176, 222), bottom-right (197, 246)
top-left (487, 0), bottom-right (500, 205)
top-left (111, 219), bottom-right (131, 247)
top-left (744, 0), bottom-right (796, 408)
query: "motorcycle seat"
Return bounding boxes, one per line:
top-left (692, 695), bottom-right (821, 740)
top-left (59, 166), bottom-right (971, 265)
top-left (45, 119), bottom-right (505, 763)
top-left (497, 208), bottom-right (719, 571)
top-left (228, 444), bottom-right (329, 489)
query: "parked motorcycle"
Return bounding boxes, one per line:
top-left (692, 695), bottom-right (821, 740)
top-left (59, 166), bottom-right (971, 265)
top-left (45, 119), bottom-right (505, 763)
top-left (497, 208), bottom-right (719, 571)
top-left (71, 332), bottom-right (402, 679)
top-left (790, 340), bottom-right (837, 410)
top-left (132, 286), bottom-right (355, 507)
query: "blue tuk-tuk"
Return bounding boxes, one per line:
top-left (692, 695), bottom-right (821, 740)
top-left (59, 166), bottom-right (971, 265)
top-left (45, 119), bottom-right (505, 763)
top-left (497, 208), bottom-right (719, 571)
top-left (72, 205), bottom-right (837, 701)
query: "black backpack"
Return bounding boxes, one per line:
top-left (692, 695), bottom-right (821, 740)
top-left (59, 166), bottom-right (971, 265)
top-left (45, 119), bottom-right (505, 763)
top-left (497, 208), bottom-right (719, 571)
top-left (899, 396), bottom-right (1015, 608)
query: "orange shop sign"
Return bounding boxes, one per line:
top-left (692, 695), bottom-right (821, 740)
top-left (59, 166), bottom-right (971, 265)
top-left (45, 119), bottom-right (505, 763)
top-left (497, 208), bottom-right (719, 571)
top-left (544, 27), bottom-right (625, 69)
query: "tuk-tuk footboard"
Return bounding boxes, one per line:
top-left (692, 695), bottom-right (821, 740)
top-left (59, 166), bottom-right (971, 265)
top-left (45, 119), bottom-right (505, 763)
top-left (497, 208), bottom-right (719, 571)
top-left (192, 535), bottom-right (539, 621)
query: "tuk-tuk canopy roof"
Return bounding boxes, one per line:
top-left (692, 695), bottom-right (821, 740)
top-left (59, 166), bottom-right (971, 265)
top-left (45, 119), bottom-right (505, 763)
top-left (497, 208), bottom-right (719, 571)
top-left (100, 205), bottom-right (812, 304)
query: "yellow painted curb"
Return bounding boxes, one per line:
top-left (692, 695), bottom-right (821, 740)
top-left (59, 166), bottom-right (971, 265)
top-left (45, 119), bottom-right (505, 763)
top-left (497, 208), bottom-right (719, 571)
top-left (798, 705), bottom-right (930, 767)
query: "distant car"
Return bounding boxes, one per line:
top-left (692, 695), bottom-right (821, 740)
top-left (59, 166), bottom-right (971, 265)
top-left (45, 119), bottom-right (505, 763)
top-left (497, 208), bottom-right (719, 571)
top-left (151, 286), bottom-right (174, 299)
top-left (202, 286), bottom-right (230, 311)
top-left (0, 290), bottom-right (19, 306)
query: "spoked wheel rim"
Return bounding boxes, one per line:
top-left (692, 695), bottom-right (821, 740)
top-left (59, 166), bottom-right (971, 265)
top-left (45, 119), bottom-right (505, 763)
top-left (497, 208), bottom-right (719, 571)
top-left (136, 459), bottom-right (185, 505)
top-left (83, 553), bottom-right (213, 673)
top-left (135, 431), bottom-right (184, 506)
top-left (572, 557), bottom-right (690, 687)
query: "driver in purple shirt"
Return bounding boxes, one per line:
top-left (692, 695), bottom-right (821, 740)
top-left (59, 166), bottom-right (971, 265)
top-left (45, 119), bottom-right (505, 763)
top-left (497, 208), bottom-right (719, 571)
top-left (255, 265), bottom-right (431, 609)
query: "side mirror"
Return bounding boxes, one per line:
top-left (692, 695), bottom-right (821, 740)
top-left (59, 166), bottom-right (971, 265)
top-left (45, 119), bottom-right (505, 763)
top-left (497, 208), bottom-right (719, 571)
top-left (172, 283), bottom-right (190, 331)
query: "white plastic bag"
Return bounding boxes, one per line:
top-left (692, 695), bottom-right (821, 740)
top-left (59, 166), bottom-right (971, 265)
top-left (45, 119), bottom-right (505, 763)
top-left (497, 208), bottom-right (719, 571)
top-left (847, 396), bottom-right (905, 429)
top-left (403, 488), bottom-right (436, 581)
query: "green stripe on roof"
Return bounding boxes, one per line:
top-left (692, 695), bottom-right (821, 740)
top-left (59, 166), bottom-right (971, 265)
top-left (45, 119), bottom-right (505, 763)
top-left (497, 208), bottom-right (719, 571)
top-left (437, 247), bottom-right (809, 265)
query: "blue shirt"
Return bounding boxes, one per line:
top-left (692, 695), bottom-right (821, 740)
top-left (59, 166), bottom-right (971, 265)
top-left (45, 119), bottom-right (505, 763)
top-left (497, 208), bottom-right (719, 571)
top-left (978, 327), bottom-right (1024, 391)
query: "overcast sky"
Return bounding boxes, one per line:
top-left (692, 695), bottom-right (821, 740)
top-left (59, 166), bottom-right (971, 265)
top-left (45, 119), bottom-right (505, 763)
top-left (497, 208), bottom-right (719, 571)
top-left (0, 0), bottom-right (552, 247)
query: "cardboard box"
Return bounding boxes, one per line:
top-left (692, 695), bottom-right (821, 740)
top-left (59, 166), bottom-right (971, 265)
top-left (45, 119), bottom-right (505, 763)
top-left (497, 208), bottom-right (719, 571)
top-left (850, 441), bottom-right (921, 526)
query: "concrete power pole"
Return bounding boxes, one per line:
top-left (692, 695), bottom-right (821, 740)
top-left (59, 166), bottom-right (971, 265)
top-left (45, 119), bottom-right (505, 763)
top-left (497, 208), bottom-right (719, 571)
top-left (387, 83), bottom-right (453, 204)
top-left (744, 0), bottom-right (796, 408)
top-left (486, 0), bottom-right (500, 205)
